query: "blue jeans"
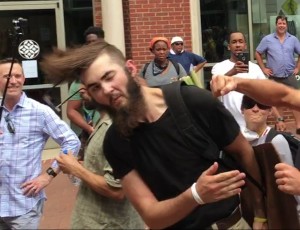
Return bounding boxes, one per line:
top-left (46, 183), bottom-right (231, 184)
top-left (0, 199), bottom-right (44, 229)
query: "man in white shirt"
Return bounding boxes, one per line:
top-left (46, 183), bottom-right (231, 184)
top-left (211, 31), bottom-right (285, 132)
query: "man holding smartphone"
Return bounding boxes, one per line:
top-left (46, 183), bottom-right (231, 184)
top-left (212, 31), bottom-right (285, 133)
top-left (255, 15), bottom-right (300, 134)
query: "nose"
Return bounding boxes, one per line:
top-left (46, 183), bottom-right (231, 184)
top-left (101, 82), bottom-right (113, 95)
top-left (252, 104), bottom-right (260, 111)
top-left (9, 75), bottom-right (17, 83)
top-left (235, 41), bottom-right (242, 46)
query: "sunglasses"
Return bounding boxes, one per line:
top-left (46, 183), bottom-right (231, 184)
top-left (242, 100), bottom-right (271, 110)
top-left (5, 114), bottom-right (15, 134)
top-left (174, 42), bottom-right (183, 46)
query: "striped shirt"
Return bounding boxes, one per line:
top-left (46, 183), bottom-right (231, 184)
top-left (0, 92), bottom-right (80, 217)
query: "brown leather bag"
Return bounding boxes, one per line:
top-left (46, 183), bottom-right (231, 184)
top-left (240, 143), bottom-right (299, 229)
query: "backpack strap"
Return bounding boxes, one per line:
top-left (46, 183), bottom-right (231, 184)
top-left (161, 81), bottom-right (192, 133)
top-left (161, 82), bottom-right (266, 195)
top-left (168, 59), bottom-right (180, 76)
top-left (142, 62), bottom-right (150, 78)
top-left (265, 127), bottom-right (278, 143)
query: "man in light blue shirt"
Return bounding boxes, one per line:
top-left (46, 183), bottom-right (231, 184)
top-left (255, 15), bottom-right (300, 134)
top-left (0, 58), bottom-right (80, 229)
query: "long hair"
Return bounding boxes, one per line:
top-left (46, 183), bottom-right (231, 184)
top-left (40, 41), bottom-right (125, 84)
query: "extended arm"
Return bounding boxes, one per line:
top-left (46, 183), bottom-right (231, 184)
top-left (21, 107), bottom-right (81, 197)
top-left (56, 152), bottom-right (124, 200)
top-left (210, 76), bottom-right (300, 111)
top-left (122, 163), bottom-right (245, 229)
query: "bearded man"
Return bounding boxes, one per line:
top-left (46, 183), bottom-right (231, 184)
top-left (40, 41), bottom-right (267, 229)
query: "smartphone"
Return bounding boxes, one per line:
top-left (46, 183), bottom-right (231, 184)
top-left (236, 52), bottom-right (249, 64)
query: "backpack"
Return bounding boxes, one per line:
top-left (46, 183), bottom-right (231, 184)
top-left (141, 59), bottom-right (180, 77)
top-left (265, 128), bottom-right (300, 169)
top-left (161, 81), bottom-right (265, 194)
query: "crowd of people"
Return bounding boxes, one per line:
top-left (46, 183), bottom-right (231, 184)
top-left (1, 14), bottom-right (300, 230)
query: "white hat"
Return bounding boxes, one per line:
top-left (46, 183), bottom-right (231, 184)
top-left (171, 36), bottom-right (183, 44)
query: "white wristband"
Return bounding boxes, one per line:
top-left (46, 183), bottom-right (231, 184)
top-left (191, 183), bottom-right (205, 205)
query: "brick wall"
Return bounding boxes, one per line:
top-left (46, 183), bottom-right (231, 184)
top-left (92, 0), bottom-right (102, 27)
top-left (268, 107), bottom-right (295, 125)
top-left (93, 0), bottom-right (192, 72)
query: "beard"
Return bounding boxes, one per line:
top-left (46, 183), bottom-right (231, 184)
top-left (94, 69), bottom-right (146, 137)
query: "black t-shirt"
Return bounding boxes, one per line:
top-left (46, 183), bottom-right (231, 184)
top-left (104, 85), bottom-right (240, 229)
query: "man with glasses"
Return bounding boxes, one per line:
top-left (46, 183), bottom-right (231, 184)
top-left (240, 95), bottom-right (300, 226)
top-left (241, 95), bottom-right (292, 164)
top-left (0, 58), bottom-right (80, 229)
top-left (168, 36), bottom-right (206, 74)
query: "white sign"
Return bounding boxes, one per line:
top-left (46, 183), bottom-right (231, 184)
top-left (22, 60), bottom-right (38, 78)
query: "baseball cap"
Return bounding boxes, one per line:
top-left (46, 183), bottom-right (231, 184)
top-left (171, 36), bottom-right (184, 45)
top-left (149, 37), bottom-right (170, 50)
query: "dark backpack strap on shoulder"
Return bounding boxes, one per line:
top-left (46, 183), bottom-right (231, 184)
top-left (265, 127), bottom-right (278, 143)
top-left (161, 81), bottom-right (192, 132)
top-left (142, 62), bottom-right (150, 78)
top-left (168, 59), bottom-right (180, 76)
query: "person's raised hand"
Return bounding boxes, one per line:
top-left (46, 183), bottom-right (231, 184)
top-left (210, 75), bottom-right (237, 97)
top-left (195, 162), bottom-right (245, 204)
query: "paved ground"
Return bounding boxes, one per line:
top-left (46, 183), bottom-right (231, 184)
top-left (39, 159), bottom-right (78, 229)
top-left (38, 121), bottom-right (298, 229)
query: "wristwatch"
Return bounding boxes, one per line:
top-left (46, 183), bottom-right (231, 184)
top-left (46, 167), bottom-right (57, 178)
top-left (276, 117), bottom-right (285, 122)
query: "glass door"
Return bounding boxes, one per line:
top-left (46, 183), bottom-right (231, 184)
top-left (0, 0), bottom-right (68, 149)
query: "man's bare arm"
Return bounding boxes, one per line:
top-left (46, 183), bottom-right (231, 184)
top-left (210, 75), bottom-right (300, 111)
top-left (121, 164), bottom-right (245, 229)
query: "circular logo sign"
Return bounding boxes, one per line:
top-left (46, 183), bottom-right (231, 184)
top-left (18, 39), bottom-right (40, 59)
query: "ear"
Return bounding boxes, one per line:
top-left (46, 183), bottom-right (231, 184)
top-left (125, 59), bottom-right (137, 76)
top-left (227, 43), bottom-right (230, 51)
